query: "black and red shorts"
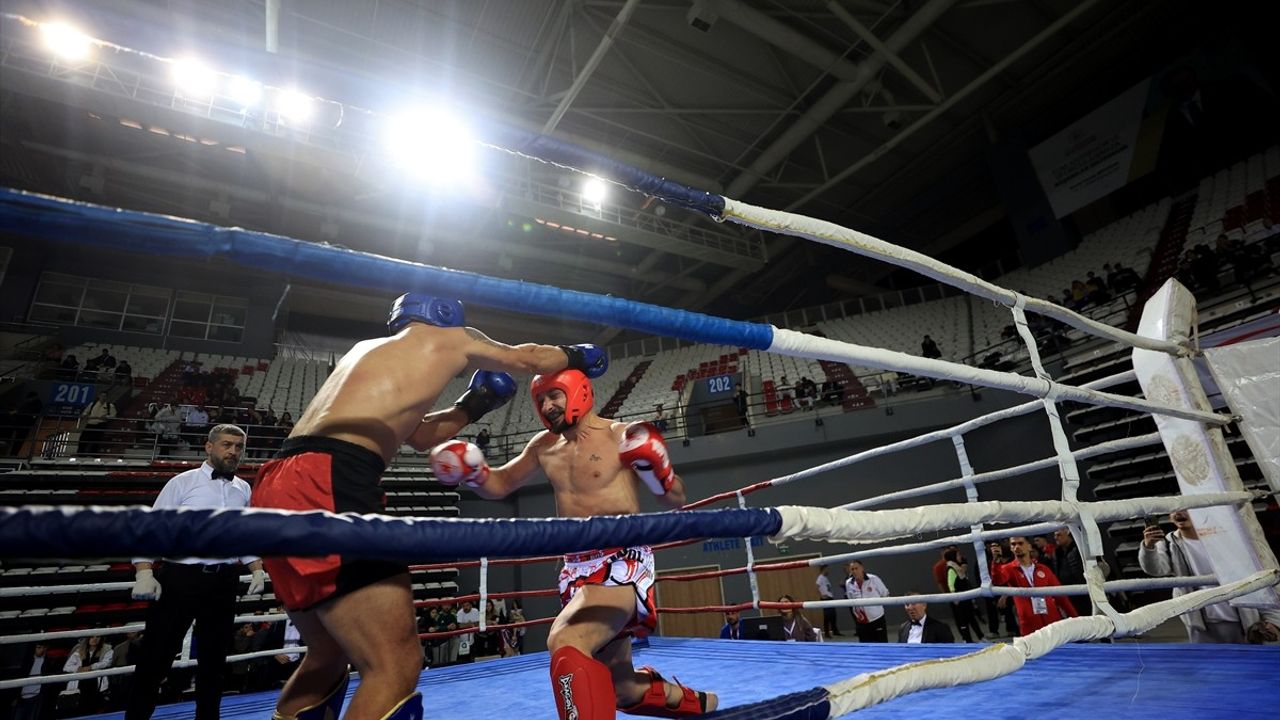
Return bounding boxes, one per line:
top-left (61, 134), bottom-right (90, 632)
top-left (251, 436), bottom-right (404, 611)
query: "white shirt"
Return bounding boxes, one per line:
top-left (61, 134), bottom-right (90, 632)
top-left (1181, 536), bottom-right (1239, 623)
top-left (816, 574), bottom-right (833, 599)
top-left (21, 654), bottom-right (44, 698)
top-left (133, 461), bottom-right (257, 565)
top-left (186, 408), bottom-right (209, 425)
top-left (906, 614), bottom-right (927, 644)
top-left (844, 573), bottom-right (890, 622)
top-left (456, 607), bottom-right (481, 651)
top-left (282, 619), bottom-right (302, 662)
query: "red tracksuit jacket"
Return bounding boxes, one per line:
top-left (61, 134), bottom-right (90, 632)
top-left (991, 560), bottom-right (1077, 635)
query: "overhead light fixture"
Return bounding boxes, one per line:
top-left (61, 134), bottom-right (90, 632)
top-left (228, 76), bottom-right (263, 108)
top-left (384, 107), bottom-right (477, 184)
top-left (40, 22), bottom-right (93, 60)
top-left (582, 177), bottom-right (608, 204)
top-left (171, 58), bottom-right (217, 98)
top-left (276, 88), bottom-right (314, 123)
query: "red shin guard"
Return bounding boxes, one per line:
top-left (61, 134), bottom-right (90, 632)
top-left (550, 646), bottom-right (617, 720)
top-left (619, 667), bottom-right (711, 718)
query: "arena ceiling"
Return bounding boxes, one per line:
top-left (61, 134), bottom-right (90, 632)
top-left (0, 0), bottom-right (1244, 345)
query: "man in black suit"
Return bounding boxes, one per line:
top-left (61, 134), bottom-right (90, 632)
top-left (897, 592), bottom-right (955, 644)
top-left (10, 641), bottom-right (58, 720)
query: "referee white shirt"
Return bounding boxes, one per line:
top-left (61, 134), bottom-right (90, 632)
top-left (132, 461), bottom-right (258, 566)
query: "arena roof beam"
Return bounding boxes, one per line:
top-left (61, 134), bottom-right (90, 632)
top-left (709, 0), bottom-right (959, 198)
top-left (542, 0), bottom-right (642, 134)
top-left (826, 1), bottom-right (942, 103)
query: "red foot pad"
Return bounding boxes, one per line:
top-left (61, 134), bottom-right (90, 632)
top-left (551, 646), bottom-right (618, 720)
top-left (619, 667), bottom-right (712, 718)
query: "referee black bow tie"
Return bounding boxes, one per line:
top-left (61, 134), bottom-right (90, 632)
top-left (911, 621), bottom-right (923, 626)
top-left (212, 470), bottom-right (235, 481)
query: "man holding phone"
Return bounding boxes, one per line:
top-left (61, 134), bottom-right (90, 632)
top-left (1140, 511), bottom-right (1280, 643)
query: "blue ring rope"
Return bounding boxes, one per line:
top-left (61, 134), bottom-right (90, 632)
top-left (0, 187), bottom-right (772, 349)
top-left (0, 506), bottom-right (782, 561)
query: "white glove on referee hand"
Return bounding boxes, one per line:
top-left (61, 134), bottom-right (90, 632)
top-left (131, 568), bottom-right (162, 601)
top-left (246, 569), bottom-right (267, 596)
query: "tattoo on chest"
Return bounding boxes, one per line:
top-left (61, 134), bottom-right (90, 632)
top-left (589, 454), bottom-right (602, 462)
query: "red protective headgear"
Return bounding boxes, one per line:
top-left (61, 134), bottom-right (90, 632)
top-left (530, 368), bottom-right (594, 432)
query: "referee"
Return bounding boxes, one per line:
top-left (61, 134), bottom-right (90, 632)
top-left (125, 423), bottom-right (267, 720)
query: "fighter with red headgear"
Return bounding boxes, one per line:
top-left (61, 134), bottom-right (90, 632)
top-left (252, 292), bottom-right (606, 720)
top-left (430, 370), bottom-right (717, 719)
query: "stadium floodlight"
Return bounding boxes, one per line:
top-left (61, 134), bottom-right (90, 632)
top-left (228, 76), bottom-right (263, 108)
top-left (384, 107), bottom-right (477, 184)
top-left (276, 88), bottom-right (314, 123)
top-left (40, 22), bottom-right (93, 60)
top-left (582, 177), bottom-right (608, 205)
top-left (171, 58), bottom-right (217, 98)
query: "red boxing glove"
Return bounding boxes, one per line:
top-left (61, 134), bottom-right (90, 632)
top-left (429, 440), bottom-right (490, 488)
top-left (619, 422), bottom-right (674, 495)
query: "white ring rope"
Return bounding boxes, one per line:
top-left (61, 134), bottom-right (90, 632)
top-left (766, 328), bottom-right (1224, 426)
top-left (769, 369), bottom-right (1139, 489)
top-left (0, 613), bottom-right (289, 645)
top-left (804, 575), bottom-right (1218, 610)
top-left (721, 197), bottom-right (1188, 356)
top-left (774, 492), bottom-right (1254, 544)
top-left (0, 645), bottom-right (310, 691)
top-left (840, 433), bottom-right (1165, 510)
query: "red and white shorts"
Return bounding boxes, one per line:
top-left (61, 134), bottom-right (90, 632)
top-left (558, 546), bottom-right (658, 637)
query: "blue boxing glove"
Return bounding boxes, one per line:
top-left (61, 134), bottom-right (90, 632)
top-left (454, 370), bottom-right (517, 423)
top-left (560, 344), bottom-right (609, 378)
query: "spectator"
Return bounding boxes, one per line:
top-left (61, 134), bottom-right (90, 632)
top-left (991, 536), bottom-right (1077, 636)
top-left (777, 595), bottom-right (819, 641)
top-left (1032, 536), bottom-right (1057, 571)
top-left (719, 609), bottom-right (744, 640)
top-left (821, 379), bottom-right (842, 405)
top-left (932, 545), bottom-right (957, 593)
top-left (944, 551), bottom-right (984, 642)
top-left (181, 358), bottom-right (199, 386)
top-left (108, 360), bottom-right (130, 382)
top-left (653, 403), bottom-right (669, 432)
top-left (985, 541), bottom-right (1017, 637)
top-left (78, 396), bottom-right (115, 456)
top-left (1070, 280), bottom-right (1089, 308)
top-left (85, 347), bottom-right (117, 373)
top-left (428, 606), bottom-right (458, 667)
top-left (1084, 272), bottom-right (1110, 304)
top-left (455, 600), bottom-right (481, 663)
top-left (777, 375), bottom-right (795, 408)
top-left (108, 631), bottom-right (143, 710)
top-left (11, 641), bottom-right (57, 720)
top-left (920, 335), bottom-right (941, 359)
top-left (897, 592), bottom-right (955, 644)
top-left (271, 618), bottom-right (304, 687)
top-left (475, 427), bottom-right (491, 457)
top-left (844, 560), bottom-right (890, 642)
top-left (501, 601), bottom-right (526, 656)
top-left (59, 354), bottom-right (80, 380)
top-left (734, 384), bottom-right (750, 427)
top-left (796, 377), bottom-right (818, 410)
top-left (815, 565), bottom-right (842, 637)
top-left (261, 407), bottom-right (278, 427)
top-left (183, 405), bottom-right (210, 447)
top-left (1052, 527), bottom-right (1096, 616)
top-left (277, 411), bottom-right (294, 430)
top-left (1139, 511), bottom-right (1280, 643)
top-left (151, 402), bottom-right (182, 451)
top-left (62, 634), bottom-right (114, 714)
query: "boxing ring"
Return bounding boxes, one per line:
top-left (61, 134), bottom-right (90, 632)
top-left (2, 13), bottom-right (1280, 719)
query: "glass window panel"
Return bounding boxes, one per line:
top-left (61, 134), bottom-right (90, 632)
top-left (169, 320), bottom-right (208, 339)
top-left (127, 292), bottom-right (170, 317)
top-left (34, 281), bottom-right (85, 307)
top-left (79, 310), bottom-right (123, 329)
top-left (121, 315), bottom-right (164, 334)
top-left (82, 288), bottom-right (129, 313)
top-left (210, 303), bottom-right (246, 327)
top-left (208, 325), bottom-right (243, 343)
top-left (28, 305), bottom-right (77, 324)
top-left (173, 299), bottom-right (211, 322)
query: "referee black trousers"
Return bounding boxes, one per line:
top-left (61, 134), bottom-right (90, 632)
top-left (125, 563), bottom-right (239, 720)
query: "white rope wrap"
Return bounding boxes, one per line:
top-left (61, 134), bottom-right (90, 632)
top-left (774, 493), bottom-right (1252, 544)
top-left (765, 328), bottom-right (1223, 425)
top-left (721, 197), bottom-right (1188, 355)
top-left (822, 569), bottom-right (1278, 716)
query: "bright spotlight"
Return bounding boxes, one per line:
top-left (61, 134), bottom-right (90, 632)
top-left (171, 58), bottom-right (217, 98)
top-left (40, 22), bottom-right (92, 60)
top-left (384, 108), bottom-right (477, 184)
top-left (228, 76), bottom-right (262, 108)
top-left (582, 178), bottom-right (608, 204)
top-left (276, 89), bottom-right (314, 123)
